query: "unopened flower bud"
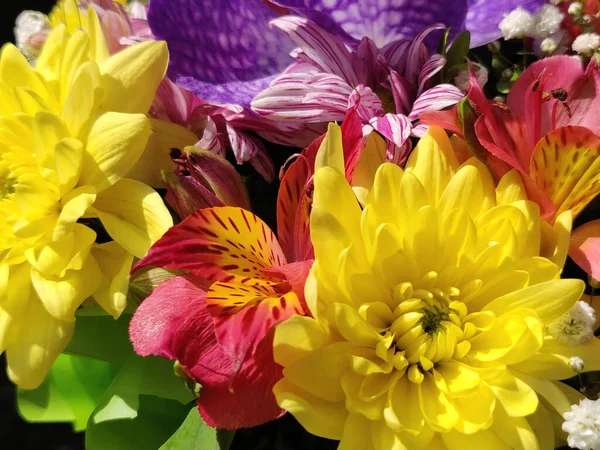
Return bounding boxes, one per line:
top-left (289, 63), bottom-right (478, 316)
top-left (541, 37), bottom-right (558, 54)
top-left (570, 356), bottom-right (585, 373)
top-left (501, 68), bottom-right (514, 80)
top-left (487, 40), bottom-right (501, 54)
top-left (568, 2), bottom-right (583, 17)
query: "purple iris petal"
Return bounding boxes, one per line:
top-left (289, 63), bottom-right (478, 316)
top-left (271, 0), bottom-right (469, 47)
top-left (147, 0), bottom-right (295, 106)
top-left (466, 0), bottom-right (547, 47)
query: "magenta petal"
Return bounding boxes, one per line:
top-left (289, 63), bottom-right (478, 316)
top-left (370, 113), bottom-right (412, 149)
top-left (147, 0), bottom-right (295, 106)
top-left (408, 84), bottom-right (464, 121)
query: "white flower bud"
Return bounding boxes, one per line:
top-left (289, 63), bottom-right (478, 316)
top-left (499, 7), bottom-right (535, 40)
top-left (541, 37), bottom-right (559, 54)
top-left (570, 356), bottom-right (585, 373)
top-left (563, 398), bottom-right (600, 450)
top-left (572, 33), bottom-right (600, 57)
top-left (569, 2), bottom-right (584, 17)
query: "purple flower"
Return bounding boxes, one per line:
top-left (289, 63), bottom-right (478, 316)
top-left (148, 0), bottom-right (544, 106)
top-left (252, 18), bottom-right (464, 163)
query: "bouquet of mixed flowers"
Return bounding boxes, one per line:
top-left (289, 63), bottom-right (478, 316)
top-left (5, 0), bottom-right (600, 448)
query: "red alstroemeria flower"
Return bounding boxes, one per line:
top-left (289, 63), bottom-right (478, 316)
top-left (129, 111), bottom-right (368, 429)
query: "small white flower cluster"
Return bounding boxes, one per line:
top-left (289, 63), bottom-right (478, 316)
top-left (563, 398), bottom-right (600, 450)
top-left (548, 300), bottom-right (596, 346)
top-left (499, 4), bottom-right (564, 40)
top-left (13, 10), bottom-right (50, 60)
top-left (573, 33), bottom-right (600, 57)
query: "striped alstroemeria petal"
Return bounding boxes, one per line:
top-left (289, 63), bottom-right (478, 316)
top-left (369, 113), bottom-right (412, 149)
top-left (271, 16), bottom-right (360, 86)
top-left (389, 69), bottom-right (415, 116)
top-left (252, 72), bottom-right (353, 122)
top-left (348, 85), bottom-right (384, 124)
top-left (417, 53), bottom-right (447, 96)
top-left (408, 84), bottom-right (464, 120)
top-left (197, 115), bottom-right (226, 157)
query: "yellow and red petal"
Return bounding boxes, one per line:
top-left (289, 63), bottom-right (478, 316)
top-left (530, 126), bottom-right (600, 220)
top-left (135, 206), bottom-right (287, 284)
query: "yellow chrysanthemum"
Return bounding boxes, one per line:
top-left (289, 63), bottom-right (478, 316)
top-left (0, 8), bottom-right (173, 388)
top-left (273, 124), bottom-right (600, 449)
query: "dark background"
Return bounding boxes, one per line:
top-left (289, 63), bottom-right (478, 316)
top-left (0, 2), bottom-right (85, 448)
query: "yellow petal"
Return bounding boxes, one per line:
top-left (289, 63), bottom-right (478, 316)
top-left (100, 40), bottom-right (169, 114)
top-left (0, 263), bottom-right (31, 352)
top-left (273, 378), bottom-right (347, 440)
top-left (62, 61), bottom-right (104, 138)
top-left (484, 279), bottom-right (583, 325)
top-left (31, 241), bottom-right (101, 321)
top-left (92, 178), bottom-right (173, 258)
top-left (283, 342), bottom-right (351, 402)
top-left (90, 242), bottom-right (134, 319)
top-left (53, 186), bottom-right (97, 241)
top-left (514, 371), bottom-right (582, 416)
top-left (5, 296), bottom-right (74, 389)
top-left (79, 112), bottom-right (150, 192)
top-left (59, 31), bottom-right (91, 103)
top-left (315, 122), bottom-right (345, 174)
top-left (35, 25), bottom-right (68, 84)
top-left (512, 335), bottom-right (600, 380)
top-left (490, 404), bottom-right (539, 450)
top-left (487, 369), bottom-right (538, 417)
top-left (496, 169), bottom-right (527, 205)
top-left (273, 314), bottom-right (328, 367)
top-left (126, 118), bottom-right (197, 188)
top-left (0, 44), bottom-right (48, 98)
top-left (351, 132), bottom-right (386, 206)
top-left (405, 126), bottom-right (459, 205)
top-left (85, 6), bottom-right (109, 63)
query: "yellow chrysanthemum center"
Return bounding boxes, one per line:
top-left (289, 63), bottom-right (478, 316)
top-left (273, 125), bottom-right (600, 450)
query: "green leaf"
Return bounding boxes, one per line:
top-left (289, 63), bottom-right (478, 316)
top-left (86, 355), bottom-right (194, 450)
top-left (65, 313), bottom-right (133, 364)
top-left (17, 354), bottom-right (117, 431)
top-left (160, 407), bottom-right (235, 450)
top-left (86, 395), bottom-right (190, 450)
top-left (445, 31), bottom-right (471, 69)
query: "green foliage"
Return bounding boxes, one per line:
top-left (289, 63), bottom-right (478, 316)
top-left (160, 407), bottom-right (235, 450)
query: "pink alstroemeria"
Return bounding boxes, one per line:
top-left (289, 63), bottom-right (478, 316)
top-left (251, 17), bottom-right (464, 164)
top-left (425, 56), bottom-right (600, 280)
top-left (128, 114), bottom-right (373, 429)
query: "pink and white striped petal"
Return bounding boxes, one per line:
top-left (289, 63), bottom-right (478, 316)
top-left (226, 125), bottom-right (276, 182)
top-left (389, 69), bottom-right (415, 116)
top-left (270, 16), bottom-right (360, 86)
top-left (197, 116), bottom-right (226, 157)
top-left (252, 72), bottom-right (353, 122)
top-left (369, 113), bottom-right (412, 149)
top-left (348, 85), bottom-right (384, 124)
top-left (417, 53), bottom-right (447, 96)
top-left (408, 84), bottom-right (464, 121)
top-left (404, 24), bottom-right (446, 83)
